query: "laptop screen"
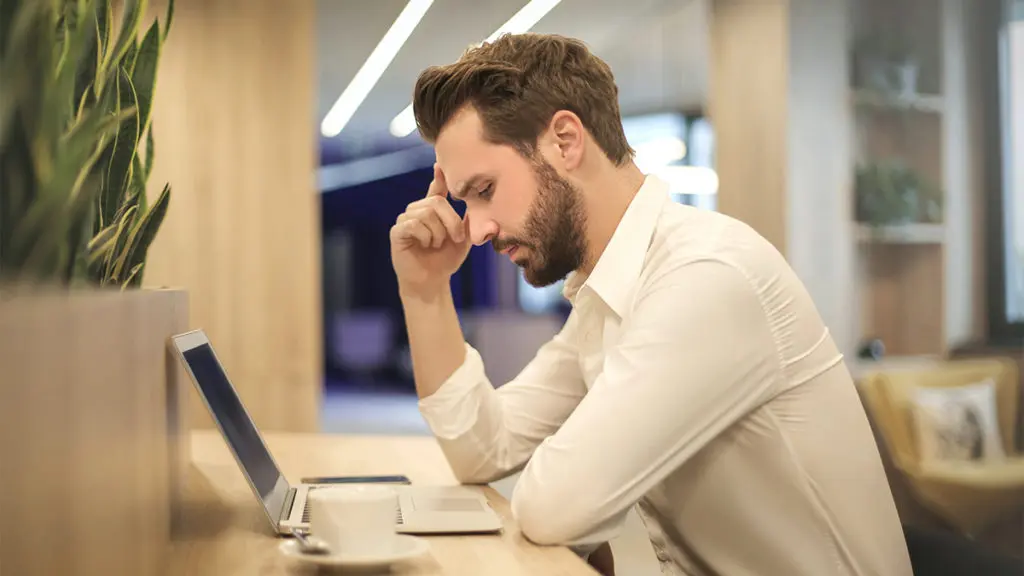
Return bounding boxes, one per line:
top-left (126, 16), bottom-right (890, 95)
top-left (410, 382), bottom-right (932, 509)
top-left (180, 342), bottom-right (290, 520)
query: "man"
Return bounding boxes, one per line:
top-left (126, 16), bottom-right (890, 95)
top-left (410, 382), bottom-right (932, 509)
top-left (389, 33), bottom-right (912, 576)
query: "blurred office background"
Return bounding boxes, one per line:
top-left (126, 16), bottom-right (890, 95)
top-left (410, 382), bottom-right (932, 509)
top-left (137, 0), bottom-right (1022, 572)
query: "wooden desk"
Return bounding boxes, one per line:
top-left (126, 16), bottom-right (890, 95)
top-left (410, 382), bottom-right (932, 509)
top-left (169, 430), bottom-right (597, 575)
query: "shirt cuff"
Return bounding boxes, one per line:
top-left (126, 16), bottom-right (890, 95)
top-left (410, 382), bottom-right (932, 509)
top-left (417, 342), bottom-right (486, 439)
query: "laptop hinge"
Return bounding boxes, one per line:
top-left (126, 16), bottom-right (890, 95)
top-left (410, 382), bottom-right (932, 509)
top-left (280, 487), bottom-right (297, 523)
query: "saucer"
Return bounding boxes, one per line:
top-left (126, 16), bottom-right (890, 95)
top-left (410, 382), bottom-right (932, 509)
top-left (279, 535), bottom-right (430, 570)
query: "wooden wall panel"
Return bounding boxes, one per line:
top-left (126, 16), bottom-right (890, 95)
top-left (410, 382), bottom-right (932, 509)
top-left (862, 245), bottom-right (946, 354)
top-left (709, 0), bottom-right (789, 254)
top-left (143, 0), bottom-right (322, 432)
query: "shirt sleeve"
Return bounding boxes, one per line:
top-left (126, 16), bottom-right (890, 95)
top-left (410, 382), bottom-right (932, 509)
top-left (511, 259), bottom-right (783, 546)
top-left (418, 311), bottom-right (589, 485)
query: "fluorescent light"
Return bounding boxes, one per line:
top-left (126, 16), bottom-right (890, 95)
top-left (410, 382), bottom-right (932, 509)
top-left (633, 137), bottom-right (687, 172)
top-left (389, 105), bottom-right (417, 138)
top-left (652, 166), bottom-right (719, 196)
top-left (483, 0), bottom-right (562, 42)
top-left (321, 0), bottom-right (434, 138)
top-left (389, 0), bottom-right (563, 138)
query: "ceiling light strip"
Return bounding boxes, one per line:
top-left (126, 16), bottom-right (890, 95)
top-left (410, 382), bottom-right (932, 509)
top-left (321, 0), bottom-right (434, 137)
top-left (388, 0), bottom-right (562, 138)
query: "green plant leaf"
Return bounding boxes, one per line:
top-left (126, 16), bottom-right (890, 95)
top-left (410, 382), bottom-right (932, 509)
top-left (10, 103), bottom-right (130, 264)
top-left (71, 0), bottom-right (100, 114)
top-left (101, 0), bottom-right (146, 76)
top-left (102, 202), bottom-right (138, 283)
top-left (122, 261), bottom-right (144, 288)
top-left (117, 182), bottom-right (169, 283)
top-left (64, 182), bottom-right (98, 283)
top-left (91, 0), bottom-right (114, 100)
top-left (130, 152), bottom-right (146, 200)
top-left (55, 5), bottom-right (74, 86)
top-left (99, 66), bottom-right (139, 228)
top-left (3, 0), bottom-right (172, 287)
top-left (34, 2), bottom-right (97, 193)
top-left (132, 21), bottom-right (161, 137)
top-left (86, 226), bottom-right (118, 266)
top-left (100, 0), bottom-right (112, 59)
top-left (163, 0), bottom-right (174, 41)
top-left (143, 124), bottom-right (154, 180)
top-left (122, 36), bottom-right (139, 76)
top-left (0, 4), bottom-right (49, 148)
top-left (21, 170), bottom-right (103, 282)
top-left (52, 1), bottom-right (96, 116)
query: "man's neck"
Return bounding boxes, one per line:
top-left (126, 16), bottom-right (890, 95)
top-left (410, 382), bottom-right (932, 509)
top-left (578, 161), bottom-right (647, 275)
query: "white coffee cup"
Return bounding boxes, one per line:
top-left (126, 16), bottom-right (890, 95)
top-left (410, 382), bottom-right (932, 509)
top-left (308, 485), bottom-right (398, 556)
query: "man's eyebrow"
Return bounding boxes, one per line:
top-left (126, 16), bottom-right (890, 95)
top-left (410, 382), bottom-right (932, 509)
top-left (451, 175), bottom-right (487, 201)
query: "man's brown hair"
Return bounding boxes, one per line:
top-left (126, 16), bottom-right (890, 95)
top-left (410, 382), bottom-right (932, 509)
top-left (412, 33), bottom-right (634, 165)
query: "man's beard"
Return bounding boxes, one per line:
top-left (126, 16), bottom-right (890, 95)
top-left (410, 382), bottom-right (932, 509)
top-left (493, 158), bottom-right (588, 287)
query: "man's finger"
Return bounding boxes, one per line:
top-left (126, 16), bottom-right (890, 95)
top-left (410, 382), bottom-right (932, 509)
top-left (416, 208), bottom-right (447, 248)
top-left (425, 163), bottom-right (448, 198)
top-left (430, 198), bottom-right (464, 242)
top-left (394, 219), bottom-right (433, 248)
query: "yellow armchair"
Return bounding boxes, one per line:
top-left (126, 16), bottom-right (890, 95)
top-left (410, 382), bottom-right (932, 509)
top-left (860, 358), bottom-right (1024, 536)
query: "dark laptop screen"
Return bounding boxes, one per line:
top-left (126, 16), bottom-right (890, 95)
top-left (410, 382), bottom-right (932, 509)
top-left (181, 343), bottom-right (285, 507)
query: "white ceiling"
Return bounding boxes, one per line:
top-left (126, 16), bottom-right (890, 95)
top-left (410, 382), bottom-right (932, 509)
top-left (315, 0), bottom-right (710, 146)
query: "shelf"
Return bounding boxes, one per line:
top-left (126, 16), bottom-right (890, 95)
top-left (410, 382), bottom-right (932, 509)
top-left (856, 223), bottom-right (945, 244)
top-left (851, 90), bottom-right (944, 114)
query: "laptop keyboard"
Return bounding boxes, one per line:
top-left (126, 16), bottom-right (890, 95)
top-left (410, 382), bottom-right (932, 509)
top-left (301, 487), bottom-right (404, 525)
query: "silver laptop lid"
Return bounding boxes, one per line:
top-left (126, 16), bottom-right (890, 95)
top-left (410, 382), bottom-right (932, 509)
top-left (171, 329), bottom-right (292, 528)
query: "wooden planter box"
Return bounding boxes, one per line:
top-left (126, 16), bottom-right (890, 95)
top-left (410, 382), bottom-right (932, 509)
top-left (0, 288), bottom-right (190, 576)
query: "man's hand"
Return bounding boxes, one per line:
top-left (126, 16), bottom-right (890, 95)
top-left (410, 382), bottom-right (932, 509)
top-left (587, 542), bottom-right (615, 576)
top-left (390, 163), bottom-right (472, 298)
top-left (392, 164), bottom-right (473, 400)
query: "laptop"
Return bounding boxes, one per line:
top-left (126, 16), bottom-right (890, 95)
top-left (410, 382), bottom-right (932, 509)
top-left (170, 328), bottom-right (504, 536)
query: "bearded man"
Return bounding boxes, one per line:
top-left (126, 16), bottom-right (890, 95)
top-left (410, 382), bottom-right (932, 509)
top-left (388, 32), bottom-right (912, 576)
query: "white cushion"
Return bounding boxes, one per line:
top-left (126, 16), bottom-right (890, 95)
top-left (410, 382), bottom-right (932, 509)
top-left (910, 379), bottom-right (1006, 463)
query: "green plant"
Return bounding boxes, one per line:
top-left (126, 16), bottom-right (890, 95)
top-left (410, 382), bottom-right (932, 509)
top-left (0, 0), bottom-right (173, 289)
top-left (855, 160), bottom-right (943, 226)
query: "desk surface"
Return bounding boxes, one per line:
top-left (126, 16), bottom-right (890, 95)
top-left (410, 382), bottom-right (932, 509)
top-left (169, 430), bottom-right (596, 575)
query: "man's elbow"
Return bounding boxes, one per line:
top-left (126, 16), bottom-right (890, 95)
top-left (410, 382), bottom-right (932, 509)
top-left (511, 485), bottom-right (590, 545)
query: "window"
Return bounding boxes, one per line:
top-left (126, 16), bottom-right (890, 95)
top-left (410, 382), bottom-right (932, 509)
top-left (988, 0), bottom-right (1024, 340)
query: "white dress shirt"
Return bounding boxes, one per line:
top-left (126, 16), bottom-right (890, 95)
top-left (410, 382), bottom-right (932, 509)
top-left (419, 175), bottom-right (912, 576)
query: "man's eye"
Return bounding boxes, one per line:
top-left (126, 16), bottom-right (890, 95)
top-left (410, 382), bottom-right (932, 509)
top-left (479, 184), bottom-right (494, 199)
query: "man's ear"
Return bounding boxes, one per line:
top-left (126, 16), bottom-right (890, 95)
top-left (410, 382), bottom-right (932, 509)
top-left (545, 110), bottom-right (585, 171)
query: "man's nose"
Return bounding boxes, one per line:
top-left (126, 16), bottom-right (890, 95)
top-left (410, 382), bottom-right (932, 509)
top-left (467, 211), bottom-right (497, 246)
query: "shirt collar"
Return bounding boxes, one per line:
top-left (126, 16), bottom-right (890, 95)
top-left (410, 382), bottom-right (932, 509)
top-left (562, 174), bottom-right (670, 316)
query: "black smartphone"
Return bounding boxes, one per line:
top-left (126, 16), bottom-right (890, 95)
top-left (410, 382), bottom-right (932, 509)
top-left (300, 475), bottom-right (412, 485)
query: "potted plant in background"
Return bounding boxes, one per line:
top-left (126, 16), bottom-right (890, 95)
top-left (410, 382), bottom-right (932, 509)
top-left (0, 1), bottom-right (190, 574)
top-left (1, 0), bottom-right (172, 285)
top-left (855, 160), bottom-right (943, 229)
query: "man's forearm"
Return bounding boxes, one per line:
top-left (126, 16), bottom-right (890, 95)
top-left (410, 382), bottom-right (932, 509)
top-left (399, 284), bottom-right (467, 399)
